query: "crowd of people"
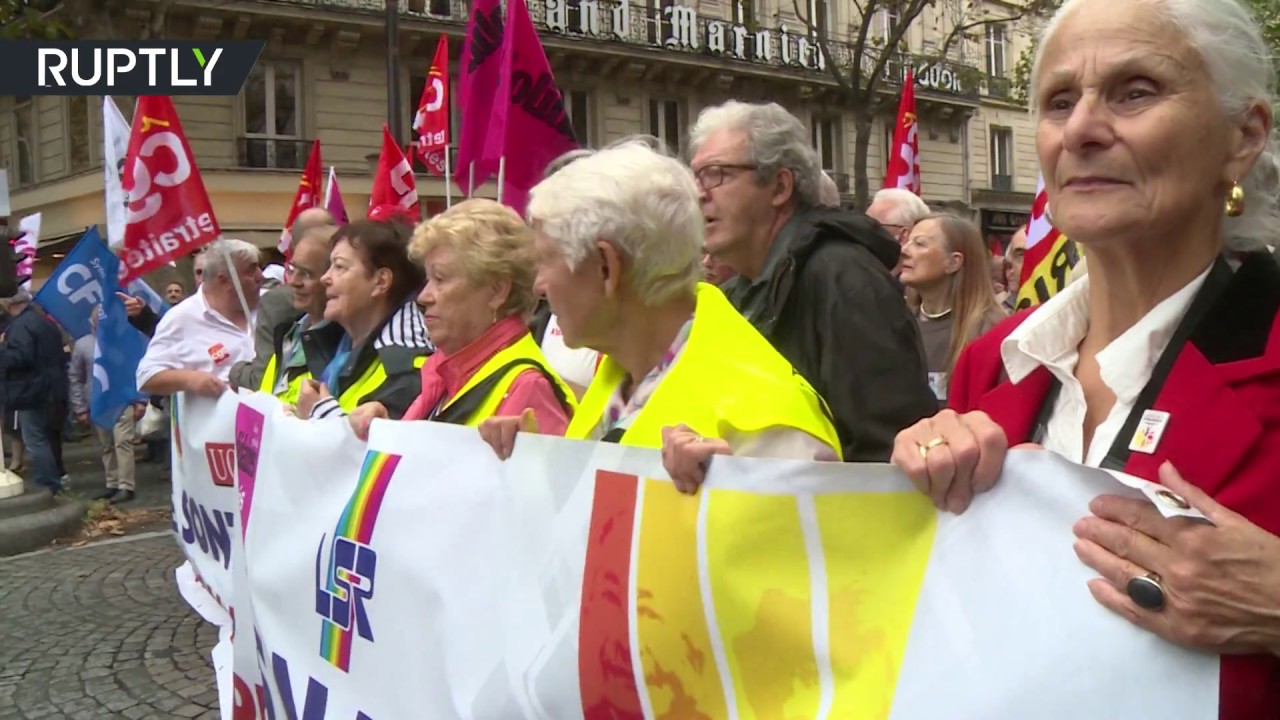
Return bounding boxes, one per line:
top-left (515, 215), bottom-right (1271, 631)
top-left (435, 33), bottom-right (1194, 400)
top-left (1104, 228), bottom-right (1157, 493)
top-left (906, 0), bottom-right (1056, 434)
top-left (2, 0), bottom-right (1276, 714)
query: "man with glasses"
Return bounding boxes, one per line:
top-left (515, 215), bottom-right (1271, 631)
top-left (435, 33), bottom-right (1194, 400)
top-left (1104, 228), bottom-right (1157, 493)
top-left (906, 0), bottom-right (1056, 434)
top-left (689, 101), bottom-right (937, 462)
top-left (229, 208), bottom-right (336, 391)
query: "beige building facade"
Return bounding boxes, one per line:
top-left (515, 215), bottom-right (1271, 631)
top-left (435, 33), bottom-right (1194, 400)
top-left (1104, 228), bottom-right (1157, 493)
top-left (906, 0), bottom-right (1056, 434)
top-left (0, 0), bottom-right (1042, 284)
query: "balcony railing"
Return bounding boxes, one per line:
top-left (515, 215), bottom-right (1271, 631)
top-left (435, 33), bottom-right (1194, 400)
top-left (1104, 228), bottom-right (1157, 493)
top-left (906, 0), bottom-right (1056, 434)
top-left (237, 137), bottom-right (312, 170)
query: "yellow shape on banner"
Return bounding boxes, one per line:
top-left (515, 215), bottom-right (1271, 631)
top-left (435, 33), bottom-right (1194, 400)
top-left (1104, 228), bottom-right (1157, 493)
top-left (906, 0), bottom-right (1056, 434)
top-left (634, 479), bottom-right (727, 719)
top-left (704, 489), bottom-right (820, 719)
top-left (1016, 234), bottom-right (1079, 309)
top-left (817, 492), bottom-right (937, 718)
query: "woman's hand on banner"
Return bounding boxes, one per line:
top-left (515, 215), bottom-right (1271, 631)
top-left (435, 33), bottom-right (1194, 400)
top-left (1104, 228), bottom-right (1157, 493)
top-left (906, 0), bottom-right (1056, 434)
top-left (661, 424), bottom-right (730, 495)
top-left (296, 379), bottom-right (332, 417)
top-left (891, 409), bottom-right (1009, 514)
top-left (349, 402), bottom-right (389, 440)
top-left (478, 409), bottom-right (540, 461)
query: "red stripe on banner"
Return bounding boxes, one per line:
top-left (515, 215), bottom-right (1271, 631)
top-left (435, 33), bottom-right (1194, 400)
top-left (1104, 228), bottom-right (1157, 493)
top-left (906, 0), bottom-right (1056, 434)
top-left (579, 470), bottom-right (645, 720)
top-left (1019, 226), bottom-right (1058, 289)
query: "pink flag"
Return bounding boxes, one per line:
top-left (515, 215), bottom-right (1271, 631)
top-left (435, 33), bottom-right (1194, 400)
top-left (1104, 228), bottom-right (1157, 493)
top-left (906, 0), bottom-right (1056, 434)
top-left (455, 0), bottom-right (504, 195)
top-left (324, 166), bottom-right (349, 225)
top-left (483, 0), bottom-right (578, 213)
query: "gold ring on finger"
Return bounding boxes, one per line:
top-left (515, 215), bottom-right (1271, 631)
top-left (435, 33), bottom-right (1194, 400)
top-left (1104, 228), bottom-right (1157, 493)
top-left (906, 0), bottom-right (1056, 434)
top-left (918, 436), bottom-right (948, 460)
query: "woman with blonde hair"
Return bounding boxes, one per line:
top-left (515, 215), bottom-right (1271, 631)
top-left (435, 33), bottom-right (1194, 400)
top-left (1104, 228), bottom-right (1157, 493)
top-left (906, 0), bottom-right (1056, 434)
top-left (347, 199), bottom-right (575, 439)
top-left (899, 212), bottom-right (1006, 401)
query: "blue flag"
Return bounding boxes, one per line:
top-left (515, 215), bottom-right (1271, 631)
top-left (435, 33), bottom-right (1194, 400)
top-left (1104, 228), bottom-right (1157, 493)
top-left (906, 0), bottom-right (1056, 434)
top-left (90, 254), bottom-right (149, 431)
top-left (126, 277), bottom-right (167, 317)
top-left (33, 227), bottom-right (117, 340)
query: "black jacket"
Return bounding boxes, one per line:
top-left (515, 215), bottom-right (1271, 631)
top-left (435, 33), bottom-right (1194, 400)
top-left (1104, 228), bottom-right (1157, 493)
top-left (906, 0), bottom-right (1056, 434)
top-left (0, 305), bottom-right (70, 410)
top-left (724, 207), bottom-right (937, 462)
top-left (128, 305), bottom-right (160, 338)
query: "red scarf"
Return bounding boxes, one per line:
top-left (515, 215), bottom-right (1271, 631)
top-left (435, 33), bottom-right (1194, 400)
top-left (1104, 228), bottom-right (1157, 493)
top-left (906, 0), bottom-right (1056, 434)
top-left (402, 315), bottom-right (530, 421)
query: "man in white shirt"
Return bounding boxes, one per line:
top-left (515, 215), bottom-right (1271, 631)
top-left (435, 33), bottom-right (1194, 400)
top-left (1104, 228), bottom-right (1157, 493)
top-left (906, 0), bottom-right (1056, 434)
top-left (136, 239), bottom-right (263, 398)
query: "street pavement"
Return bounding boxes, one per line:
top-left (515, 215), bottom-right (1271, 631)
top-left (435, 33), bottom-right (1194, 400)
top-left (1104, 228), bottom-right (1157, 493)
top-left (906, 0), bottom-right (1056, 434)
top-left (0, 436), bottom-right (220, 719)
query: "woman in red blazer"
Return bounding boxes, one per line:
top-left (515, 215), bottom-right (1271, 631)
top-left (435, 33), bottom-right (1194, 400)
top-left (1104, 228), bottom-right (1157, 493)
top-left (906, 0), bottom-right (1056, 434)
top-left (891, 0), bottom-right (1280, 717)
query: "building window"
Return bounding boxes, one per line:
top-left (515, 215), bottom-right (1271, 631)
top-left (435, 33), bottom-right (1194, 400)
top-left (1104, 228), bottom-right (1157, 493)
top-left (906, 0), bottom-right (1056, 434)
top-left (806, 0), bottom-right (829, 35)
top-left (240, 62), bottom-right (303, 169)
top-left (986, 25), bottom-right (1007, 77)
top-left (12, 97), bottom-right (36, 186)
top-left (731, 0), bottom-right (754, 27)
top-left (648, 99), bottom-right (682, 156)
top-left (990, 126), bottom-right (1013, 190)
top-left (407, 71), bottom-right (462, 175)
top-left (647, 0), bottom-right (672, 46)
top-left (811, 115), bottom-right (840, 172)
top-left (565, 89), bottom-right (594, 147)
top-left (877, 5), bottom-right (900, 43)
top-left (66, 96), bottom-right (92, 172)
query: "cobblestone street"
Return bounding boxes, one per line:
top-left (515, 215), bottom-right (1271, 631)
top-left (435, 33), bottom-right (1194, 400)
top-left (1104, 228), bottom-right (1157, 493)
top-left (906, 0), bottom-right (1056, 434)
top-left (0, 534), bottom-right (219, 720)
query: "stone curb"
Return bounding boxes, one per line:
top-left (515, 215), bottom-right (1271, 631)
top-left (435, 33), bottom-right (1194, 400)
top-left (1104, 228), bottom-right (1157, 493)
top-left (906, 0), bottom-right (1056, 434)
top-left (0, 498), bottom-right (88, 557)
top-left (0, 489), bottom-right (55, 520)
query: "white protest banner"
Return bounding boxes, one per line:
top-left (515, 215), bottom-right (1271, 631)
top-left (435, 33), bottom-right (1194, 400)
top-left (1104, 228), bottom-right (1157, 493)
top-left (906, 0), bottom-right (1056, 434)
top-left (170, 391), bottom-right (243, 720)
top-left (215, 391), bottom-right (1218, 720)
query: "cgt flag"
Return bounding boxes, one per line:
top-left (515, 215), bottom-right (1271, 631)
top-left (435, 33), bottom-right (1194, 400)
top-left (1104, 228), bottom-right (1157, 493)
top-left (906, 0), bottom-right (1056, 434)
top-left (368, 125), bottom-right (419, 219)
top-left (0, 41), bottom-right (264, 96)
top-left (120, 96), bottom-right (221, 281)
top-left (884, 68), bottom-right (921, 194)
top-left (1015, 175), bottom-right (1079, 309)
top-left (279, 139), bottom-right (323, 256)
top-left (413, 36), bottom-right (451, 179)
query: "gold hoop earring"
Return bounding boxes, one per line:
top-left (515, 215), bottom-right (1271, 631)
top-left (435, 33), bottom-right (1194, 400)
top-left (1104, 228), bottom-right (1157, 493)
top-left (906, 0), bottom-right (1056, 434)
top-left (1225, 182), bottom-right (1246, 217)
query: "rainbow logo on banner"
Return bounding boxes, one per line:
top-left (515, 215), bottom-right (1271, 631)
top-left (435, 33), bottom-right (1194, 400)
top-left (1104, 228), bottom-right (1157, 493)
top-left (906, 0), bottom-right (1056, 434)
top-left (315, 450), bottom-right (401, 672)
top-left (170, 400), bottom-right (183, 460)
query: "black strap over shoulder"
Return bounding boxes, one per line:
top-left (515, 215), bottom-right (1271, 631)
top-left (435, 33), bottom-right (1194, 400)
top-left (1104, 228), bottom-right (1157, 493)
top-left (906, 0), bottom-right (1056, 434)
top-left (1031, 256), bottom-right (1235, 470)
top-left (431, 358), bottom-right (571, 425)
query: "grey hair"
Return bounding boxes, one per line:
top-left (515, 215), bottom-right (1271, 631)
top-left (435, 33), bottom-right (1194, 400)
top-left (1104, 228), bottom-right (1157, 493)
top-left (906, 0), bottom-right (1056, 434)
top-left (0, 287), bottom-right (33, 307)
top-left (1031, 0), bottom-right (1280, 252)
top-left (689, 101), bottom-right (825, 209)
top-left (527, 140), bottom-right (703, 305)
top-left (200, 238), bottom-right (261, 279)
top-left (872, 188), bottom-right (932, 226)
top-left (818, 171), bottom-right (842, 207)
top-left (541, 134), bottom-right (674, 180)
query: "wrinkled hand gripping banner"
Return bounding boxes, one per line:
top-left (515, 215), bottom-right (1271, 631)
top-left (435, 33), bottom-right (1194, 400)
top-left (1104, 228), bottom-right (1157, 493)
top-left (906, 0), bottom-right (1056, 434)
top-left (172, 392), bottom-right (1219, 720)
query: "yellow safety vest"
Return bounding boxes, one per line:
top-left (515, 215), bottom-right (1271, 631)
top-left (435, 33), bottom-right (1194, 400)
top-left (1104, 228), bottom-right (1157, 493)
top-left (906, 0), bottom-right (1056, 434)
top-left (565, 283), bottom-right (842, 458)
top-left (433, 332), bottom-right (577, 427)
top-left (337, 353), bottom-right (429, 413)
top-left (259, 353), bottom-right (309, 405)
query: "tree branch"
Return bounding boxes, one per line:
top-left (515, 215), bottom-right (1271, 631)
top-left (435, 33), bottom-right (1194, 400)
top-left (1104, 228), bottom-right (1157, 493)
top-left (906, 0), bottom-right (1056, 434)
top-left (862, 0), bottom-right (929, 103)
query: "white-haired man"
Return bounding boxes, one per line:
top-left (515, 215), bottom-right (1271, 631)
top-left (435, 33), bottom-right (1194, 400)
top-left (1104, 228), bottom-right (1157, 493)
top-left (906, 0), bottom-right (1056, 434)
top-left (690, 100), bottom-right (937, 462)
top-left (819, 171), bottom-right (842, 207)
top-left (866, 187), bottom-right (931, 277)
top-left (137, 239), bottom-right (263, 397)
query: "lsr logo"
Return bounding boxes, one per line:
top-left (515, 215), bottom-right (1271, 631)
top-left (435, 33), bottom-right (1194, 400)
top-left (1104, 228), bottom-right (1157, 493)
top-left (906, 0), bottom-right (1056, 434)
top-left (315, 535), bottom-right (378, 673)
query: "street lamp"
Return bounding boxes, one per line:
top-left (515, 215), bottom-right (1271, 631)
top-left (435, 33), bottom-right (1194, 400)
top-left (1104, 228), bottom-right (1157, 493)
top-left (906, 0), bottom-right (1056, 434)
top-left (385, 0), bottom-right (404, 144)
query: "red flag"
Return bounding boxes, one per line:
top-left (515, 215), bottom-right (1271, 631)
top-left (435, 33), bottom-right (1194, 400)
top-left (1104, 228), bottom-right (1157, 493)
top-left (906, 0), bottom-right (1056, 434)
top-left (279, 139), bottom-right (323, 257)
top-left (368, 125), bottom-right (420, 220)
top-left (884, 69), bottom-right (921, 195)
top-left (414, 37), bottom-right (450, 178)
top-left (1015, 175), bottom-right (1078, 309)
top-left (119, 96), bottom-right (220, 281)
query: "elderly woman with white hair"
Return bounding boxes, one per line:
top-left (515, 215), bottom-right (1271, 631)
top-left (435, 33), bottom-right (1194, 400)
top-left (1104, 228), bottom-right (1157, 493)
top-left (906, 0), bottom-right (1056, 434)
top-left (892, 0), bottom-right (1280, 715)
top-left (479, 141), bottom-right (842, 491)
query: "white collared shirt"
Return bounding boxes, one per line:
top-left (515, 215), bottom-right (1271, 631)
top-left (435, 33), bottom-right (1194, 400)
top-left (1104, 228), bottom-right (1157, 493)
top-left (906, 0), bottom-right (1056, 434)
top-left (999, 265), bottom-right (1211, 466)
top-left (136, 289), bottom-right (258, 388)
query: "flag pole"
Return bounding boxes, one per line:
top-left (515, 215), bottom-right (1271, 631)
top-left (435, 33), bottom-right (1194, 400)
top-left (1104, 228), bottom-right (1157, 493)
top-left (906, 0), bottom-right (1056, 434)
top-left (467, 162), bottom-right (475, 198)
top-left (445, 148), bottom-right (453, 209)
top-left (496, 156), bottom-right (506, 204)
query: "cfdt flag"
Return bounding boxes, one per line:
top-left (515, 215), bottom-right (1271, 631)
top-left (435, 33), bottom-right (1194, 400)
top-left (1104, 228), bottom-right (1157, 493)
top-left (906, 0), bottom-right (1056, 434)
top-left (484, 0), bottom-right (578, 213)
top-left (120, 96), bottom-right (220, 281)
top-left (1015, 175), bottom-right (1079, 310)
top-left (33, 226), bottom-right (115, 340)
top-left (0, 41), bottom-right (263, 96)
top-left (279, 139), bottom-right (323, 256)
top-left (368, 125), bottom-right (420, 219)
top-left (456, 0), bottom-right (504, 193)
top-left (413, 36), bottom-right (450, 178)
top-left (91, 258), bottom-right (148, 431)
top-left (884, 69), bottom-right (921, 194)
top-left (324, 166), bottom-right (349, 225)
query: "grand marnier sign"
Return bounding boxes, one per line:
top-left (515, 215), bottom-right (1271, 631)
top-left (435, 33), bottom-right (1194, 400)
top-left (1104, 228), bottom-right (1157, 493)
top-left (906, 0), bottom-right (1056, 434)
top-left (541, 0), bottom-right (970, 95)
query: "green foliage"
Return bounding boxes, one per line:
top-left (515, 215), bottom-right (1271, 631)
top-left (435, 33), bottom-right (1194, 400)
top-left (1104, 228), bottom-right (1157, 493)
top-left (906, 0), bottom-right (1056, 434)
top-left (0, 0), bottom-right (72, 39)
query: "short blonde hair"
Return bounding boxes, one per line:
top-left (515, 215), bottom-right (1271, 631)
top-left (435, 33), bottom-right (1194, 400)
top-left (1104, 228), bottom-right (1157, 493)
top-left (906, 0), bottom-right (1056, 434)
top-left (409, 199), bottom-right (538, 320)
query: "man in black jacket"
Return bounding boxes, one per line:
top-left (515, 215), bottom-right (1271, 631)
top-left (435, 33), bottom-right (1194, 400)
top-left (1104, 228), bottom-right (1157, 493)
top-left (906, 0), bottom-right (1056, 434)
top-left (689, 101), bottom-right (937, 462)
top-left (0, 289), bottom-right (70, 494)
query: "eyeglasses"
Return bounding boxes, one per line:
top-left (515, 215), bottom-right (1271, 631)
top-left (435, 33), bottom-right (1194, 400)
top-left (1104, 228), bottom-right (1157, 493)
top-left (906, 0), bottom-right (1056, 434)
top-left (286, 262), bottom-right (319, 282)
top-left (692, 163), bottom-right (758, 191)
